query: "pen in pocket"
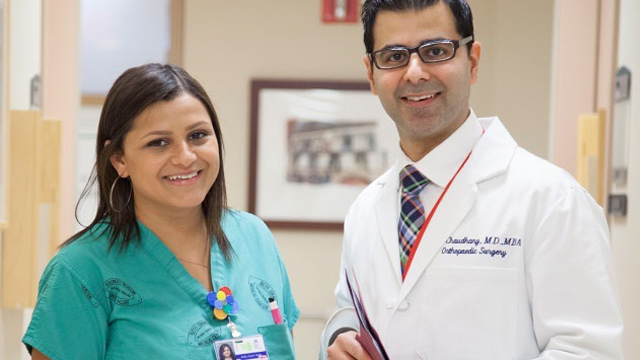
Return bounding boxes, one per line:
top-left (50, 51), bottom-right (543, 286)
top-left (269, 297), bottom-right (283, 324)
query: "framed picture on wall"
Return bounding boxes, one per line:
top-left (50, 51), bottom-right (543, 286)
top-left (248, 79), bottom-right (399, 230)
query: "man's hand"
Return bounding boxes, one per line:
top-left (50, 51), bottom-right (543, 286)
top-left (327, 331), bottom-right (373, 360)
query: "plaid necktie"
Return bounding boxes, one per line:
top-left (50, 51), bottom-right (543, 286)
top-left (398, 165), bottom-right (429, 277)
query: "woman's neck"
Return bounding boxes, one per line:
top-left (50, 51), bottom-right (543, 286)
top-left (135, 203), bottom-right (208, 252)
top-left (133, 203), bottom-right (213, 291)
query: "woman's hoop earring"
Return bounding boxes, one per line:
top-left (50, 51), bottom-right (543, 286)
top-left (109, 176), bottom-right (132, 213)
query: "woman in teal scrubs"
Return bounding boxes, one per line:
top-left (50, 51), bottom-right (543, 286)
top-left (23, 63), bottom-right (299, 359)
top-left (218, 343), bottom-right (236, 360)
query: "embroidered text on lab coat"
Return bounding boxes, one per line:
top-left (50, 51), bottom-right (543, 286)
top-left (441, 236), bottom-right (522, 258)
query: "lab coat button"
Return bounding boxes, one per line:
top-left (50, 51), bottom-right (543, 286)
top-left (385, 299), bottom-right (396, 309)
top-left (398, 300), bottom-right (409, 310)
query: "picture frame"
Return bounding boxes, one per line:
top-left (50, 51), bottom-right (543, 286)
top-left (248, 79), bottom-right (399, 230)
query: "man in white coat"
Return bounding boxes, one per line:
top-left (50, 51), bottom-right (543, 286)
top-left (326, 0), bottom-right (623, 359)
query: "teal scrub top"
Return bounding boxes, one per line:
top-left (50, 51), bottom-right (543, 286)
top-left (23, 210), bottom-right (300, 359)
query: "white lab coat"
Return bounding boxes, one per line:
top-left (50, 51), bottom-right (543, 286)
top-left (334, 115), bottom-right (623, 359)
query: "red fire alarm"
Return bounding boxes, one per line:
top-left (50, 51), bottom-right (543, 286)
top-left (322, 0), bottom-right (359, 23)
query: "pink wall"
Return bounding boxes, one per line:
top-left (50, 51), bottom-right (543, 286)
top-left (42, 0), bottom-right (79, 242)
top-left (551, 0), bottom-right (599, 176)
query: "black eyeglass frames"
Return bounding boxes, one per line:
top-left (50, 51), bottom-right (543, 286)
top-left (369, 36), bottom-right (473, 70)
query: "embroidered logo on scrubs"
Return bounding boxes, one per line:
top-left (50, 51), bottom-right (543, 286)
top-left (81, 284), bottom-right (100, 308)
top-left (248, 275), bottom-right (277, 311)
top-left (187, 320), bottom-right (221, 347)
top-left (104, 278), bottom-right (142, 306)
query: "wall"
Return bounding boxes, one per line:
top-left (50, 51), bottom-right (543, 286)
top-left (0, 0), bottom-right (6, 224)
top-left (611, 0), bottom-right (640, 356)
top-left (551, 0), bottom-right (600, 175)
top-left (0, 0), bottom-right (41, 358)
top-left (469, 0), bottom-right (554, 159)
top-left (7, 0), bottom-right (41, 111)
top-left (184, 1), bottom-right (554, 357)
top-left (42, 0), bottom-right (79, 255)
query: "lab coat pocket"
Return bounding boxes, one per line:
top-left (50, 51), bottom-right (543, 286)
top-left (418, 267), bottom-right (518, 360)
top-left (257, 322), bottom-right (296, 360)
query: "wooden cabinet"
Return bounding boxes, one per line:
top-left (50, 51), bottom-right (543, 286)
top-left (1, 110), bottom-right (60, 308)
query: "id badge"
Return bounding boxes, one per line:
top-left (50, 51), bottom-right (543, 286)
top-left (214, 335), bottom-right (269, 359)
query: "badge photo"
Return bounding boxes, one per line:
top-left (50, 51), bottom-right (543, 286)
top-left (214, 335), bottom-right (269, 360)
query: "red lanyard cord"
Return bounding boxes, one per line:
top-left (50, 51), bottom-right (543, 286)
top-left (402, 149), bottom-right (474, 281)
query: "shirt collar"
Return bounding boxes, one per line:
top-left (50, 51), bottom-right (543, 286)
top-left (398, 109), bottom-right (483, 188)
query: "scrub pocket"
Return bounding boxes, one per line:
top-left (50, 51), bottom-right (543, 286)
top-left (257, 322), bottom-right (296, 360)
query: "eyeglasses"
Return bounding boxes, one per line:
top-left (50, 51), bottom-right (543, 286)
top-left (369, 36), bottom-right (473, 70)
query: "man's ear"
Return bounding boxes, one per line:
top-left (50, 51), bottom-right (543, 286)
top-left (363, 54), bottom-right (378, 95)
top-left (469, 41), bottom-right (482, 85)
top-left (106, 140), bottom-right (128, 178)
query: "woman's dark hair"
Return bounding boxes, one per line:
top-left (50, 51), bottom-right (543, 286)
top-left (218, 343), bottom-right (235, 359)
top-left (361, 0), bottom-right (474, 54)
top-left (65, 63), bottom-right (231, 260)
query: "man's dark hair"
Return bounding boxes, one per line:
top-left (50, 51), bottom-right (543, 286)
top-left (361, 0), bottom-right (474, 54)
